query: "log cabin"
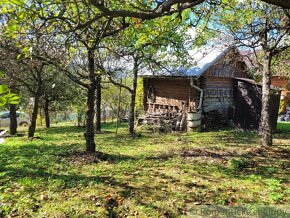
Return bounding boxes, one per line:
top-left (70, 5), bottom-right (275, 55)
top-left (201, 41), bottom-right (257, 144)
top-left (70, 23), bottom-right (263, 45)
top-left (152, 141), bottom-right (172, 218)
top-left (141, 45), bottom-right (256, 131)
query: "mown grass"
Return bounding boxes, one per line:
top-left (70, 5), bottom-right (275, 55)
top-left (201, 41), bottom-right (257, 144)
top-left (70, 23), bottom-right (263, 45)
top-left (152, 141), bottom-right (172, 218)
top-left (0, 122), bottom-right (289, 217)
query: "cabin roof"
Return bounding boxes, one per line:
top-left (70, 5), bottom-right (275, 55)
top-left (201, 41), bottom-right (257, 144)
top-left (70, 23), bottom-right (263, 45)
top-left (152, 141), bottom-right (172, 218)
top-left (233, 77), bottom-right (281, 90)
top-left (141, 45), bottom-right (235, 78)
top-left (233, 77), bottom-right (262, 86)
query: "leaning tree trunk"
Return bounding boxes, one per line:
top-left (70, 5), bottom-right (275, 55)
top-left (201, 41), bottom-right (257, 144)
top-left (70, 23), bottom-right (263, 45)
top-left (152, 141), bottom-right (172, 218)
top-left (95, 75), bottom-right (102, 133)
top-left (128, 57), bottom-right (139, 136)
top-left (44, 97), bottom-right (50, 128)
top-left (9, 104), bottom-right (17, 135)
top-left (28, 93), bottom-right (40, 138)
top-left (85, 49), bottom-right (96, 152)
top-left (260, 52), bottom-right (272, 146)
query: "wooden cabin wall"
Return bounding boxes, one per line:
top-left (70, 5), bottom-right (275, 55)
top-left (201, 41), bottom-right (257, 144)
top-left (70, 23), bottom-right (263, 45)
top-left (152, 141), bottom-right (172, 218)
top-left (143, 78), bottom-right (197, 112)
top-left (200, 48), bottom-right (249, 130)
top-left (271, 76), bottom-right (288, 89)
top-left (201, 48), bottom-right (248, 116)
top-left (271, 76), bottom-right (289, 113)
top-left (204, 47), bottom-right (249, 79)
top-left (202, 77), bottom-right (233, 115)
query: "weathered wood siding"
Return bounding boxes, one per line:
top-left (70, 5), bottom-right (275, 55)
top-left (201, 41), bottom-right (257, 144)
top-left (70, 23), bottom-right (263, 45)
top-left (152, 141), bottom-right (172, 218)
top-left (203, 47), bottom-right (248, 79)
top-left (271, 76), bottom-right (288, 89)
top-left (144, 78), bottom-right (196, 112)
top-left (202, 77), bottom-right (233, 115)
top-left (200, 47), bottom-right (249, 117)
top-left (271, 76), bottom-right (289, 113)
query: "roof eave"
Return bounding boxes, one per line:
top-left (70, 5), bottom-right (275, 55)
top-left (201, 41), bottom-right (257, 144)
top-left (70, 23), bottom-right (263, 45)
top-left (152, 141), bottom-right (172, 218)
top-left (140, 75), bottom-right (199, 79)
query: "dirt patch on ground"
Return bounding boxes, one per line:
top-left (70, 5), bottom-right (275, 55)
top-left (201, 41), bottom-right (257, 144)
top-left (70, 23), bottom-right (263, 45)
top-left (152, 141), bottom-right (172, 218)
top-left (180, 146), bottom-right (290, 166)
top-left (63, 151), bottom-right (98, 165)
top-left (181, 148), bottom-right (234, 159)
top-left (244, 146), bottom-right (290, 158)
top-left (63, 150), bottom-right (135, 165)
top-left (61, 151), bottom-right (113, 165)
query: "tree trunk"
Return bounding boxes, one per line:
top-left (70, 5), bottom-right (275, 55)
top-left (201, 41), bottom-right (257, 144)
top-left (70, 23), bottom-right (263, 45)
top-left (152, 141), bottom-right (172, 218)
top-left (128, 57), bottom-right (139, 136)
top-left (28, 94), bottom-right (40, 138)
top-left (115, 80), bottom-right (122, 134)
top-left (102, 108), bottom-right (106, 124)
top-left (39, 108), bottom-right (43, 127)
top-left (9, 104), bottom-right (17, 135)
top-left (260, 52), bottom-right (272, 146)
top-left (85, 49), bottom-right (96, 152)
top-left (77, 110), bottom-right (83, 127)
top-left (95, 75), bottom-right (102, 133)
top-left (44, 97), bottom-right (50, 128)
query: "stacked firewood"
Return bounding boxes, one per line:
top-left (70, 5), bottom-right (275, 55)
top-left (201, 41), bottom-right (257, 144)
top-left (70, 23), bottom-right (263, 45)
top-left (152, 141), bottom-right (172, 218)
top-left (138, 112), bottom-right (187, 132)
top-left (201, 110), bottom-right (228, 131)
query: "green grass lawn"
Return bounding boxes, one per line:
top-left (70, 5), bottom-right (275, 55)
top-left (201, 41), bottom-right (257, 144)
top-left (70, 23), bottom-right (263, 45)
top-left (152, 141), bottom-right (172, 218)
top-left (0, 123), bottom-right (289, 217)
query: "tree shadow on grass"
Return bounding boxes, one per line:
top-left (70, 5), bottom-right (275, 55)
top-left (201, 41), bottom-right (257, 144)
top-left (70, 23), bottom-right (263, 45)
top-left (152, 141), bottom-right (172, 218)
top-left (1, 139), bottom-right (289, 217)
top-left (181, 144), bottom-right (289, 182)
top-left (274, 126), bottom-right (290, 140)
top-left (205, 123), bottom-right (290, 146)
top-left (1, 125), bottom-right (289, 216)
top-left (182, 126), bottom-right (289, 182)
top-left (213, 130), bottom-right (260, 146)
top-left (37, 125), bottom-right (85, 135)
top-left (37, 122), bottom-right (128, 135)
top-left (95, 133), bottom-right (155, 148)
top-left (0, 152), bottom-right (183, 217)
